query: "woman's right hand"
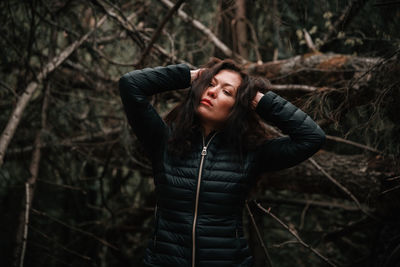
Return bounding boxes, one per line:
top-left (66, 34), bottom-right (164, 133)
top-left (190, 69), bottom-right (204, 83)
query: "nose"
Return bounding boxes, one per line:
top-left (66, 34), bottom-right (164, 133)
top-left (207, 86), bottom-right (218, 98)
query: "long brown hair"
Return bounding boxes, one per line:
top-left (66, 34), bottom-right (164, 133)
top-left (165, 58), bottom-right (271, 156)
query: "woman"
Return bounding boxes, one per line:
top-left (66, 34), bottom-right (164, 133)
top-left (119, 59), bottom-right (325, 267)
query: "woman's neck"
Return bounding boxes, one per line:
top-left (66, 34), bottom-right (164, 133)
top-left (203, 125), bottom-right (213, 137)
top-left (202, 122), bottom-right (222, 138)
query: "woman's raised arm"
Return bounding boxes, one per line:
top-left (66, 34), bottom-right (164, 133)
top-left (253, 91), bottom-right (326, 173)
top-left (119, 64), bottom-right (191, 158)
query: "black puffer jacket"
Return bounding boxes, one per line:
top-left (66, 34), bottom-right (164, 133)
top-left (119, 64), bottom-right (325, 267)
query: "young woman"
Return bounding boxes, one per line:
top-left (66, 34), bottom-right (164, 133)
top-left (119, 59), bottom-right (325, 267)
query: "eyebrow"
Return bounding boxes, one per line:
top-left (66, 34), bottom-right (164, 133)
top-left (212, 77), bottom-right (236, 89)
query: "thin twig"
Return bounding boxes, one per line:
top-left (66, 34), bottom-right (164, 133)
top-left (263, 122), bottom-right (377, 219)
top-left (37, 179), bottom-right (87, 194)
top-left (29, 225), bottom-right (93, 262)
top-left (326, 135), bottom-right (382, 154)
top-left (0, 80), bottom-right (19, 98)
top-left (380, 184), bottom-right (400, 195)
top-left (158, 0), bottom-right (247, 63)
top-left (272, 240), bottom-right (299, 248)
top-left (0, 15), bottom-right (107, 166)
top-left (386, 175), bottom-right (400, 182)
top-left (308, 158), bottom-right (378, 221)
top-left (299, 201), bottom-right (310, 230)
top-left (259, 196), bottom-right (360, 211)
top-left (93, 0), bottom-right (195, 67)
top-left (245, 202), bottom-right (273, 267)
top-left (255, 201), bottom-right (337, 267)
top-left (31, 208), bottom-right (118, 250)
top-left (137, 0), bottom-right (185, 66)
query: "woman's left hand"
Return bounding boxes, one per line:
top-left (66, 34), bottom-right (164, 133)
top-left (251, 91), bottom-right (264, 109)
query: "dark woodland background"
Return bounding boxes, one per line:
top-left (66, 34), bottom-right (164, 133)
top-left (1, 0), bottom-right (400, 266)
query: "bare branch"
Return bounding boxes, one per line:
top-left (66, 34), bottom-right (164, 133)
top-left (29, 225), bottom-right (94, 262)
top-left (15, 84), bottom-right (51, 267)
top-left (92, 0), bottom-right (145, 48)
top-left (261, 123), bottom-right (378, 217)
top-left (0, 15), bottom-right (107, 167)
top-left (31, 208), bottom-right (118, 250)
top-left (158, 0), bottom-right (247, 63)
top-left (269, 84), bottom-right (335, 93)
top-left (259, 197), bottom-right (361, 211)
top-left (326, 135), bottom-right (382, 154)
top-left (245, 202), bottom-right (273, 267)
top-left (308, 158), bottom-right (378, 221)
top-left (247, 53), bottom-right (379, 79)
top-left (137, 0), bottom-right (186, 66)
top-left (93, 0), bottom-right (195, 67)
top-left (255, 201), bottom-right (337, 267)
top-left (303, 28), bottom-right (318, 52)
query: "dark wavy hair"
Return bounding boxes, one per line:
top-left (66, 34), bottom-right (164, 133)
top-left (165, 58), bottom-right (271, 156)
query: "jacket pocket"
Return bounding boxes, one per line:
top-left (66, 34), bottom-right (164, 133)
top-left (234, 222), bottom-right (242, 263)
top-left (235, 226), bottom-right (241, 249)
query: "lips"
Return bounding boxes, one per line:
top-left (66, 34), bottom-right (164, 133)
top-left (200, 98), bottom-right (213, 106)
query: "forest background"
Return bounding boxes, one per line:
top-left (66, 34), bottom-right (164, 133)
top-left (1, 0), bottom-right (399, 266)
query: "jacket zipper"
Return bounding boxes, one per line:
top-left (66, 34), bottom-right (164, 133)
top-left (192, 132), bottom-right (217, 267)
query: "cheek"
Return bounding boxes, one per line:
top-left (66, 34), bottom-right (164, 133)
top-left (221, 98), bottom-right (235, 112)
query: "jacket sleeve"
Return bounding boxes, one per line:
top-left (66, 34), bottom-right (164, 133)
top-left (119, 64), bottom-right (191, 158)
top-left (253, 91), bottom-right (325, 173)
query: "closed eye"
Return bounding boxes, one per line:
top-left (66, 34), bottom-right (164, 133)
top-left (223, 89), bottom-right (232, 96)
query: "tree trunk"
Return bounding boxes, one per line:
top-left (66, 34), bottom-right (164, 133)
top-left (235, 0), bottom-right (248, 58)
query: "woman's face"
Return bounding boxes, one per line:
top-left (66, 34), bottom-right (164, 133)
top-left (197, 69), bottom-right (242, 127)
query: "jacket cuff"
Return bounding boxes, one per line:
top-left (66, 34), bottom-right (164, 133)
top-left (255, 91), bottom-right (276, 120)
top-left (175, 63), bottom-right (191, 88)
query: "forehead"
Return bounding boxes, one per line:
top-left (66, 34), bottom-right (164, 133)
top-left (213, 69), bottom-right (242, 89)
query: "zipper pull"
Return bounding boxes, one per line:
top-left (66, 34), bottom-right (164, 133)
top-left (201, 146), bottom-right (207, 156)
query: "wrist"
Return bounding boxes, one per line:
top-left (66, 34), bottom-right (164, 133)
top-left (190, 69), bottom-right (204, 83)
top-left (252, 91), bottom-right (264, 109)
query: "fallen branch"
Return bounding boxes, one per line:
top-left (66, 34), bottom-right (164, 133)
top-left (308, 158), bottom-right (378, 221)
top-left (247, 53), bottom-right (379, 79)
top-left (261, 124), bottom-right (378, 217)
top-left (269, 84), bottom-right (335, 93)
top-left (255, 201), bottom-right (337, 267)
